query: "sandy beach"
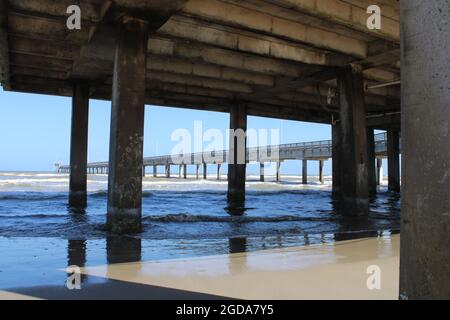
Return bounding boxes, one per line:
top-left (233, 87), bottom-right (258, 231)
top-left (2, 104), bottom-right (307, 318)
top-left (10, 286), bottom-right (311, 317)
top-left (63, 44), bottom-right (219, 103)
top-left (1, 235), bottom-right (399, 300)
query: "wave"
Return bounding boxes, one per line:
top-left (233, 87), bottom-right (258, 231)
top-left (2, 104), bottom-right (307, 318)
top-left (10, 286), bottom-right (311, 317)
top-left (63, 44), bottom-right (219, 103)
top-left (0, 213), bottom-right (68, 219)
top-left (0, 192), bottom-right (67, 201)
top-left (144, 213), bottom-right (335, 223)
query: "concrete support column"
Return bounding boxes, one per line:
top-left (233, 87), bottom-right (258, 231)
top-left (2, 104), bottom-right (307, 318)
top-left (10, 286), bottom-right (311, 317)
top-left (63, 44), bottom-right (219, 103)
top-left (302, 160), bottom-right (308, 185)
top-left (400, 0), bottom-right (450, 299)
top-left (376, 158), bottom-right (383, 186)
top-left (183, 164), bottom-right (187, 179)
top-left (227, 104), bottom-right (247, 205)
top-left (153, 165), bottom-right (157, 178)
top-left (336, 65), bottom-right (369, 214)
top-left (332, 123), bottom-right (342, 196)
top-left (259, 162), bottom-right (264, 182)
top-left (217, 164), bottom-right (221, 180)
top-left (106, 17), bottom-right (148, 234)
top-left (69, 83), bottom-right (90, 207)
top-left (387, 128), bottom-right (400, 192)
top-left (178, 165), bottom-right (182, 178)
top-left (319, 160), bottom-right (324, 184)
top-left (196, 164), bottom-right (200, 179)
top-left (276, 162), bottom-right (281, 182)
top-left (142, 166), bottom-right (146, 177)
top-left (165, 164), bottom-right (171, 178)
top-left (367, 128), bottom-right (377, 195)
top-left (203, 163), bottom-right (207, 179)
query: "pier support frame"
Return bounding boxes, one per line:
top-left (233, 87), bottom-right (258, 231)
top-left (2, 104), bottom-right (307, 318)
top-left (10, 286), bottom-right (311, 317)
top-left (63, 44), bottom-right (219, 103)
top-left (336, 64), bottom-right (369, 215)
top-left (183, 164), bottom-right (187, 179)
top-left (106, 17), bottom-right (148, 234)
top-left (153, 165), bottom-right (157, 178)
top-left (227, 104), bottom-right (247, 205)
top-left (69, 83), bottom-right (90, 207)
top-left (399, 0), bottom-right (450, 299)
top-left (387, 128), bottom-right (400, 192)
top-left (259, 162), bottom-right (264, 182)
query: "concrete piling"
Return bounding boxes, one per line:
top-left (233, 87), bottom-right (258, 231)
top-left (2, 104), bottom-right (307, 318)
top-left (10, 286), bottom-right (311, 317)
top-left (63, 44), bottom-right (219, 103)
top-left (367, 128), bottom-right (377, 196)
top-left (336, 64), bottom-right (369, 215)
top-left (376, 158), bottom-right (383, 186)
top-left (69, 83), bottom-right (89, 208)
top-left (400, 0), bottom-right (450, 299)
top-left (276, 161), bottom-right (281, 182)
top-left (302, 160), bottom-right (308, 185)
top-left (387, 128), bottom-right (400, 193)
top-left (332, 122), bottom-right (342, 197)
top-left (227, 104), bottom-right (247, 206)
top-left (106, 17), bottom-right (149, 234)
top-left (319, 160), bottom-right (324, 184)
top-left (259, 162), bottom-right (264, 182)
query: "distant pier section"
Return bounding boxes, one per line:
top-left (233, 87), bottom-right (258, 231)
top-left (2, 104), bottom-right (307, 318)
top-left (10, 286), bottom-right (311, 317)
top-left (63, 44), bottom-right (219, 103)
top-left (58, 132), bottom-right (394, 185)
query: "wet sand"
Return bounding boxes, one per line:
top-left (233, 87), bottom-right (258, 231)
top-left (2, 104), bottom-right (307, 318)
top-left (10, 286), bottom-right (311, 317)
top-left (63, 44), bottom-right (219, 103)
top-left (1, 235), bottom-right (399, 300)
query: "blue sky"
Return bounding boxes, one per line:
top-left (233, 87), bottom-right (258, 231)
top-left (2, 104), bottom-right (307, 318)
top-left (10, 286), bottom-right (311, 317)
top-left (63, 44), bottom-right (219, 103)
top-left (0, 87), bottom-right (334, 174)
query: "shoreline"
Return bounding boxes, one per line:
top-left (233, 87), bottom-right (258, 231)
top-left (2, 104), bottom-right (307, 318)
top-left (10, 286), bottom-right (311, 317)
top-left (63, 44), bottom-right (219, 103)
top-left (0, 234), bottom-right (400, 300)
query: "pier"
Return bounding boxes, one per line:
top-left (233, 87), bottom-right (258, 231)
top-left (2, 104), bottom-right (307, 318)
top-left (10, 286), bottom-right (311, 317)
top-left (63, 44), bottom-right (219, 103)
top-left (0, 0), bottom-right (448, 299)
top-left (58, 132), bottom-right (397, 189)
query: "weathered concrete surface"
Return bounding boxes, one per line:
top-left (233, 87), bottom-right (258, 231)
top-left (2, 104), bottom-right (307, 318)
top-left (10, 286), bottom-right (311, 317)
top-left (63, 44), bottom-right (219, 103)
top-left (107, 17), bottom-right (148, 234)
top-left (227, 104), bottom-right (247, 206)
top-left (337, 65), bottom-right (369, 215)
top-left (399, 0), bottom-right (450, 300)
top-left (332, 123), bottom-right (342, 196)
top-left (69, 83), bottom-right (89, 207)
top-left (2, 0), bottom-right (401, 128)
top-left (387, 128), bottom-right (400, 192)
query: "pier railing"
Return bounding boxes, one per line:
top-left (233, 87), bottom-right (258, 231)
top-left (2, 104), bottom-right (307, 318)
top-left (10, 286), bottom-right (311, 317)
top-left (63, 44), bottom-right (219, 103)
top-left (59, 133), bottom-right (392, 172)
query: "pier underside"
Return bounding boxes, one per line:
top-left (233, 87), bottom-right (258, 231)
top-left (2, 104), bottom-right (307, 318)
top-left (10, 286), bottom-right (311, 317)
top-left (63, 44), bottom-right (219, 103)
top-left (0, 0), bottom-right (448, 299)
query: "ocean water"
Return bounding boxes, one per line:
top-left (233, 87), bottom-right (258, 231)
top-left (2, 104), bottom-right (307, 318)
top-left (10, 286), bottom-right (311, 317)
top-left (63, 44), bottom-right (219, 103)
top-left (0, 171), bottom-right (400, 290)
top-left (0, 171), bottom-right (400, 240)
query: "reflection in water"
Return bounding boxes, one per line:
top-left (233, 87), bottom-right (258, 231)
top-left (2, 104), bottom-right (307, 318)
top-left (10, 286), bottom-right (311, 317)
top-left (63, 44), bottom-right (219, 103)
top-left (67, 239), bottom-right (87, 283)
top-left (229, 237), bottom-right (247, 254)
top-left (67, 206), bottom-right (87, 215)
top-left (106, 236), bottom-right (142, 264)
top-left (225, 199), bottom-right (247, 216)
top-left (228, 237), bottom-right (247, 275)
